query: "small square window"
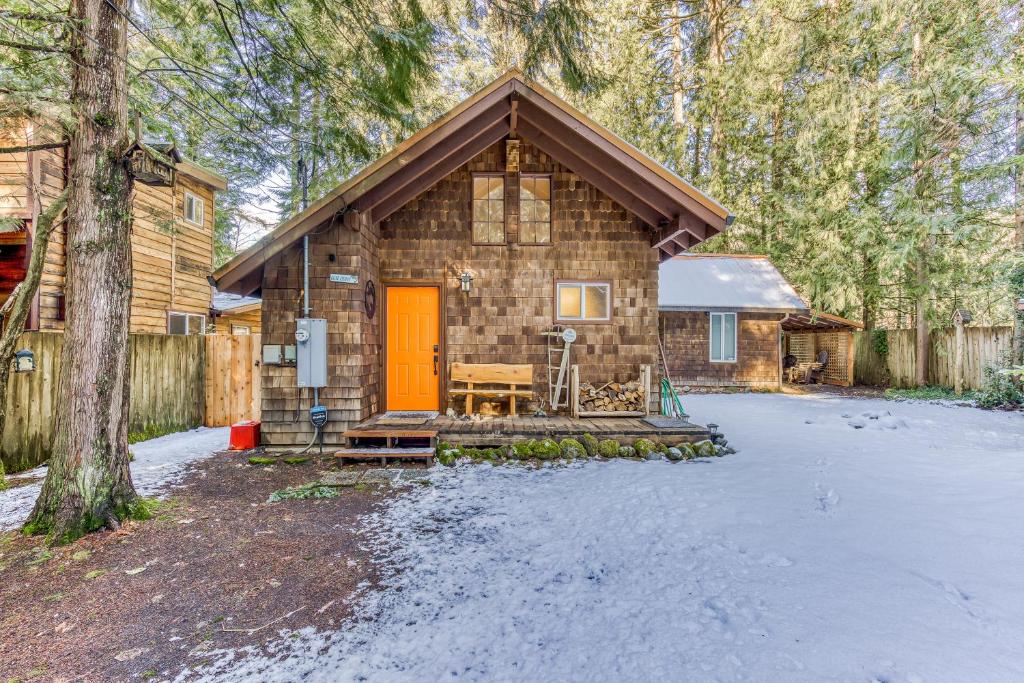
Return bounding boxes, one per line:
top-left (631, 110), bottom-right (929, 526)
top-left (231, 324), bottom-right (251, 335)
top-left (556, 281), bottom-right (611, 322)
top-left (184, 191), bottom-right (204, 226)
top-left (520, 175), bottom-right (551, 244)
top-left (472, 175), bottom-right (504, 244)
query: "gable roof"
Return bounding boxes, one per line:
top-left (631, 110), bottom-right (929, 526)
top-left (215, 70), bottom-right (733, 295)
top-left (659, 254), bottom-right (808, 313)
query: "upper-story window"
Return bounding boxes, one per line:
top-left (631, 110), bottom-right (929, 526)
top-left (472, 174), bottom-right (505, 244)
top-left (184, 191), bottom-right (204, 226)
top-left (520, 175), bottom-right (551, 244)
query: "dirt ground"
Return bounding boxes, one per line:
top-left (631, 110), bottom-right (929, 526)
top-left (0, 450), bottom-right (413, 682)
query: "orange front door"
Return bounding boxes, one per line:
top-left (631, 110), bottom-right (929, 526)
top-left (386, 286), bottom-right (440, 411)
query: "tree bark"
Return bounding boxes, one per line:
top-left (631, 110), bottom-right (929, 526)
top-left (1013, 37), bottom-right (1024, 365)
top-left (706, 0), bottom-right (726, 191)
top-left (671, 2), bottom-right (687, 170)
top-left (25, 0), bottom-right (139, 543)
top-left (912, 28), bottom-right (930, 387)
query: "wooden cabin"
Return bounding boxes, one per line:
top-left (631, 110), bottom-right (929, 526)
top-left (659, 254), bottom-right (860, 388)
top-left (214, 71), bottom-right (733, 449)
top-left (0, 119), bottom-right (227, 334)
top-left (210, 291), bottom-right (262, 334)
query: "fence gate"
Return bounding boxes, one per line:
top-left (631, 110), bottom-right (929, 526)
top-left (205, 334), bottom-right (261, 427)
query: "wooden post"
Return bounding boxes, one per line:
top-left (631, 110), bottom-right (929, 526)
top-left (952, 309), bottom-right (971, 395)
top-left (640, 364), bottom-right (651, 415)
top-left (569, 365), bottom-right (579, 418)
top-left (466, 382), bottom-right (474, 416)
top-left (509, 384), bottom-right (517, 417)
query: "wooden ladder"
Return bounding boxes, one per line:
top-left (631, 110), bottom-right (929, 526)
top-left (544, 327), bottom-right (573, 410)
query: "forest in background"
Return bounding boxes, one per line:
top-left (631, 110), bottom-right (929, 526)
top-left (3, 0), bottom-right (1022, 330)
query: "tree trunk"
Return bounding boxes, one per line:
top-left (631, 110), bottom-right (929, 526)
top-left (706, 0), bottom-right (726, 191)
top-left (25, 0), bottom-right (138, 543)
top-left (912, 28), bottom-right (930, 387)
top-left (1013, 50), bottom-right (1024, 365)
top-left (671, 2), bottom-right (687, 170)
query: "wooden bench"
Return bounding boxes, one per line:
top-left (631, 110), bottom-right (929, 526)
top-left (449, 363), bottom-right (534, 417)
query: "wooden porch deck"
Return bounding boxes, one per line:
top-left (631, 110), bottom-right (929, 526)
top-left (346, 414), bottom-right (710, 448)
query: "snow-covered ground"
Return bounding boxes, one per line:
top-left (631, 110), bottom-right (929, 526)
top-left (0, 427), bottom-right (229, 531)
top-left (190, 394), bottom-right (1020, 682)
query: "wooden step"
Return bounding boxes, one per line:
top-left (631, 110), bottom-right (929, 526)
top-left (335, 446), bottom-right (435, 460)
top-left (343, 428), bottom-right (438, 439)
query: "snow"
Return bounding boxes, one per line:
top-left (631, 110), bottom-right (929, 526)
top-left (187, 395), bottom-right (1019, 681)
top-left (0, 427), bottom-right (229, 531)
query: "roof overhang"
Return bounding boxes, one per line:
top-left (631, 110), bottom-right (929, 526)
top-left (661, 306), bottom-right (809, 315)
top-left (213, 301), bottom-right (261, 315)
top-left (215, 70), bottom-right (733, 295)
top-left (177, 160), bottom-right (228, 191)
top-left (782, 311), bottom-right (864, 332)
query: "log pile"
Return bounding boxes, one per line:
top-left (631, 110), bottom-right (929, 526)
top-left (578, 380), bottom-right (646, 413)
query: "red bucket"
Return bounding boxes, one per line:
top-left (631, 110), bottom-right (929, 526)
top-left (229, 420), bottom-right (261, 451)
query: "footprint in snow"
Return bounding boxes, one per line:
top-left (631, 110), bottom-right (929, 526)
top-left (814, 484), bottom-right (840, 515)
top-left (758, 552), bottom-right (794, 568)
top-left (847, 417), bottom-right (867, 429)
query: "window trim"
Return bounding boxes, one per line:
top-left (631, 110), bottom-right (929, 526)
top-left (554, 280), bottom-right (613, 324)
top-left (709, 311), bottom-right (737, 363)
top-left (167, 310), bottom-right (206, 335)
top-left (470, 172), bottom-right (506, 246)
top-left (518, 173), bottom-right (553, 246)
top-left (183, 190), bottom-right (204, 227)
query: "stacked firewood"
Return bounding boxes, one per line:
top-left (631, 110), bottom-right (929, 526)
top-left (578, 380), bottom-right (646, 412)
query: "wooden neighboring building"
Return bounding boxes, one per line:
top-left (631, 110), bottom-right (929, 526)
top-left (214, 70), bottom-right (734, 449)
top-left (210, 291), bottom-right (262, 334)
top-left (0, 119), bottom-right (227, 334)
top-left (659, 254), bottom-right (860, 388)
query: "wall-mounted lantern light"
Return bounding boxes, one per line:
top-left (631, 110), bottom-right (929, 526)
top-left (707, 423), bottom-right (719, 438)
top-left (13, 349), bottom-right (35, 373)
top-left (459, 271), bottom-right (474, 293)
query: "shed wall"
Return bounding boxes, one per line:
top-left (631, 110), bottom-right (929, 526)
top-left (660, 310), bottom-right (782, 388)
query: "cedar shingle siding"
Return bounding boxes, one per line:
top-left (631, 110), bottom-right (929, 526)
top-left (258, 140), bottom-right (661, 447)
top-left (660, 311), bottom-right (782, 388)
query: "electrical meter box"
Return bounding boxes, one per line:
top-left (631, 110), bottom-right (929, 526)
top-left (295, 318), bottom-right (327, 388)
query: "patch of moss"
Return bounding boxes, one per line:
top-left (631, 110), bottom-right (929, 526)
top-left (512, 440), bottom-right (535, 459)
top-left (532, 439), bottom-right (562, 460)
top-left (580, 433), bottom-right (600, 457)
top-left (597, 439), bottom-right (620, 458)
top-left (27, 549), bottom-right (53, 566)
top-left (559, 438), bottom-right (586, 459)
top-left (267, 483), bottom-right (340, 502)
top-left (248, 456), bottom-right (277, 466)
top-left (618, 446), bottom-right (637, 458)
top-left (654, 442), bottom-right (669, 454)
top-left (633, 438), bottom-right (656, 457)
top-left (71, 549), bottom-right (91, 562)
top-left (84, 568), bottom-right (108, 580)
top-left (693, 440), bottom-right (718, 457)
top-left (282, 456), bottom-right (310, 465)
top-left (128, 422), bottom-right (193, 445)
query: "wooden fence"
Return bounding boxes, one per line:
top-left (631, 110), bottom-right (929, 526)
top-left (1, 332), bottom-right (263, 474)
top-left (853, 326), bottom-right (1012, 390)
top-left (204, 333), bottom-right (261, 427)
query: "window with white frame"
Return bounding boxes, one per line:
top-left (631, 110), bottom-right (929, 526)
top-left (555, 281), bottom-right (611, 322)
top-left (709, 312), bottom-right (737, 362)
top-left (231, 324), bottom-right (251, 335)
top-left (167, 311), bottom-right (206, 335)
top-left (184, 191), bottom-right (204, 226)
